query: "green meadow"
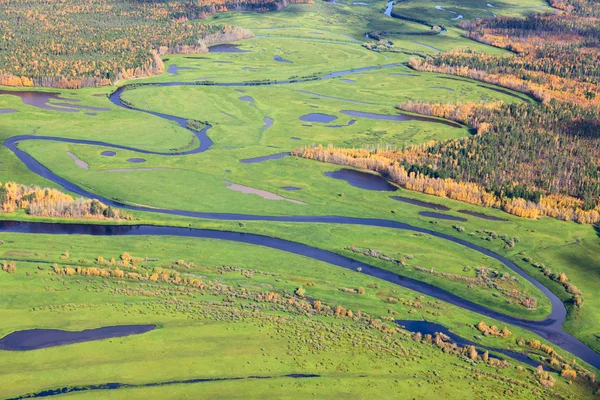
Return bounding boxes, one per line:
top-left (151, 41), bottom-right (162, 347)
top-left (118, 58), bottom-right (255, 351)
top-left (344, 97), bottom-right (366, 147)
top-left (0, 234), bottom-right (591, 399)
top-left (1, 1), bottom-right (599, 399)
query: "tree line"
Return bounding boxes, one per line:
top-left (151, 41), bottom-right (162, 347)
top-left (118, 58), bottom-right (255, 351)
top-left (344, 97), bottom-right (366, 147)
top-left (0, 182), bottom-right (130, 220)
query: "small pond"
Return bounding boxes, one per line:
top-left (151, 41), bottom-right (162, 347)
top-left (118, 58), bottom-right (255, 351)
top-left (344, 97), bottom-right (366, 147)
top-left (263, 117), bottom-right (274, 130)
top-left (299, 113), bottom-right (338, 123)
top-left (391, 196), bottom-right (450, 211)
top-left (167, 64), bottom-right (197, 75)
top-left (274, 55), bottom-right (293, 63)
top-left (325, 169), bottom-right (397, 191)
top-left (0, 325), bottom-right (156, 351)
top-left (209, 44), bottom-right (249, 53)
top-left (458, 210), bottom-right (508, 221)
top-left (127, 158), bottom-right (146, 163)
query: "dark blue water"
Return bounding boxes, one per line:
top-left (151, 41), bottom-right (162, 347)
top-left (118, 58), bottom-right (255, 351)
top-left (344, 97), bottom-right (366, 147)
top-left (391, 195), bottom-right (450, 211)
top-left (325, 169), bottom-right (397, 191)
top-left (166, 65), bottom-right (197, 75)
top-left (239, 152), bottom-right (290, 164)
top-left (127, 158), bottom-right (146, 163)
top-left (209, 44), bottom-right (250, 53)
top-left (458, 210), bottom-right (508, 221)
top-left (274, 55), bottom-right (292, 63)
top-left (0, 325), bottom-right (156, 351)
top-left (7, 373), bottom-right (319, 399)
top-left (340, 110), bottom-right (462, 128)
top-left (299, 113), bottom-right (338, 123)
top-left (262, 117), bottom-right (273, 130)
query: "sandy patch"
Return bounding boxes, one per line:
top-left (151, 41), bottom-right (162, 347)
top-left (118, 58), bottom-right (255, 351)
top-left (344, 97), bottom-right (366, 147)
top-left (224, 180), bottom-right (305, 205)
top-left (67, 152), bottom-right (89, 169)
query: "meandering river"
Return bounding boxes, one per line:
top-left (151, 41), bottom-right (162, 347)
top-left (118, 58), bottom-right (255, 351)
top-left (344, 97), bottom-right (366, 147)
top-left (3, 63), bottom-right (600, 369)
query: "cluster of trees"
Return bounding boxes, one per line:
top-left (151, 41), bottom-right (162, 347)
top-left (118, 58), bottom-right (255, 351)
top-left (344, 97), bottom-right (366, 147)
top-left (0, 0), bottom-right (267, 88)
top-left (0, 182), bottom-right (129, 220)
top-left (186, 119), bottom-right (206, 131)
top-left (293, 144), bottom-right (500, 205)
top-left (347, 245), bottom-right (411, 266)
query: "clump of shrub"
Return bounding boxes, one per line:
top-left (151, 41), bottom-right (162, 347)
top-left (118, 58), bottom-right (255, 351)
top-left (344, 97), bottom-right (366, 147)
top-left (2, 260), bottom-right (16, 274)
top-left (186, 119), bottom-right (206, 131)
top-left (530, 261), bottom-right (583, 307)
top-left (453, 225), bottom-right (465, 233)
top-left (339, 286), bottom-right (366, 295)
top-left (476, 321), bottom-right (511, 338)
top-left (536, 365), bottom-right (556, 387)
top-left (347, 246), bottom-right (408, 266)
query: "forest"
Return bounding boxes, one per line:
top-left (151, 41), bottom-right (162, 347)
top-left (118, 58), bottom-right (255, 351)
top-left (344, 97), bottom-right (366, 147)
top-left (0, 0), bottom-right (314, 88)
top-left (296, 0), bottom-right (600, 224)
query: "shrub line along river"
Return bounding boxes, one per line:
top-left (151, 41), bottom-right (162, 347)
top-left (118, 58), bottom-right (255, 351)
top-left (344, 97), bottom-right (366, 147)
top-left (3, 63), bottom-right (600, 369)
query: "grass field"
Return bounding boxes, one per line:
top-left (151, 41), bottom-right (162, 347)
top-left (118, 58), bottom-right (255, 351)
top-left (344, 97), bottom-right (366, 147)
top-left (0, 234), bottom-right (591, 399)
top-left (1, 0), bottom-right (599, 398)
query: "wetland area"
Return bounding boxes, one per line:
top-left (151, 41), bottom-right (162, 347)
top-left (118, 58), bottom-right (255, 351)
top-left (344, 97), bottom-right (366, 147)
top-left (1, 0), bottom-right (598, 398)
